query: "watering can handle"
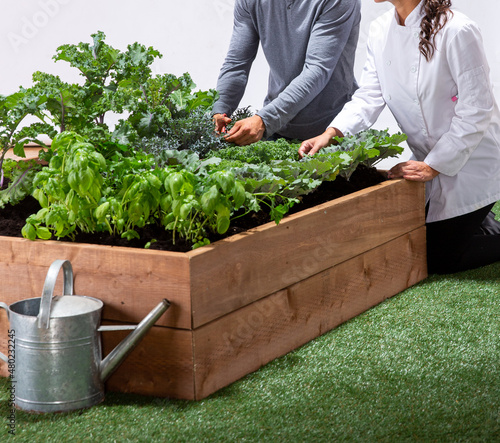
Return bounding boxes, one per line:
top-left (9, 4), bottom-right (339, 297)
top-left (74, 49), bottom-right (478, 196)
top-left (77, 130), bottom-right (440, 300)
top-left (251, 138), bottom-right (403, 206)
top-left (37, 259), bottom-right (74, 329)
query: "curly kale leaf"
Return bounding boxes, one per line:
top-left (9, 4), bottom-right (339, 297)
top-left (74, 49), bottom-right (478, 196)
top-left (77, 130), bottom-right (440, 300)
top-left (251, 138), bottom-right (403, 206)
top-left (0, 159), bottom-right (42, 209)
top-left (331, 128), bottom-right (407, 178)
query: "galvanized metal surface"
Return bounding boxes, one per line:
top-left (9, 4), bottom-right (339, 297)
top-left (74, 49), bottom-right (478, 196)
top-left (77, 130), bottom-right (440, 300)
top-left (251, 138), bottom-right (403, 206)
top-left (0, 259), bottom-right (170, 413)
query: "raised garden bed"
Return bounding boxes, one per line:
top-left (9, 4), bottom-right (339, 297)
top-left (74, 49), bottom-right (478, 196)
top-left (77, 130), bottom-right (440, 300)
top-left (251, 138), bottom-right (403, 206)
top-left (0, 32), bottom-right (427, 400)
top-left (0, 177), bottom-right (427, 400)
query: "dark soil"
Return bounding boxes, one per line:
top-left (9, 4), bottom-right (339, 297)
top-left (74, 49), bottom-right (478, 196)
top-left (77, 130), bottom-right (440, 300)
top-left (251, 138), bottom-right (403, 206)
top-left (0, 165), bottom-right (386, 252)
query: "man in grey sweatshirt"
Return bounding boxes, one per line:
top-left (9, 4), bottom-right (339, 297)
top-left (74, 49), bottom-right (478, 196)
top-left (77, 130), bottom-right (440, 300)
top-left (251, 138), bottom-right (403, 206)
top-left (213, 0), bottom-right (361, 145)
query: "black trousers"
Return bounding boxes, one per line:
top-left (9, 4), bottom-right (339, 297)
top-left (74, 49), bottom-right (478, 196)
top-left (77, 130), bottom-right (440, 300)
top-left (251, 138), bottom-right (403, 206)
top-left (426, 203), bottom-right (500, 274)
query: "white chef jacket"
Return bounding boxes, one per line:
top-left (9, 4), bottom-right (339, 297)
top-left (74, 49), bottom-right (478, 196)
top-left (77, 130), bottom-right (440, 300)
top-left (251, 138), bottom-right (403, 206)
top-left (330, 2), bottom-right (500, 222)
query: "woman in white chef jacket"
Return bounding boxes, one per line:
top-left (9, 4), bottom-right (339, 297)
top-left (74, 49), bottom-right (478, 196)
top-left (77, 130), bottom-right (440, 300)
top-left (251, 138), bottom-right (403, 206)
top-left (299, 0), bottom-right (500, 274)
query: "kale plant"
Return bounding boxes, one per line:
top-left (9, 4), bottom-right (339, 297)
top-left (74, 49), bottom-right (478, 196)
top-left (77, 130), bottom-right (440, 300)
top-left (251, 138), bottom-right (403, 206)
top-left (123, 72), bottom-right (218, 141)
top-left (205, 138), bottom-right (300, 164)
top-left (0, 90), bottom-right (56, 208)
top-left (138, 106), bottom-right (255, 161)
top-left (328, 129), bottom-right (407, 179)
top-left (141, 108), bottom-right (226, 158)
top-left (21, 32), bottom-right (218, 151)
top-left (28, 31), bottom-right (160, 146)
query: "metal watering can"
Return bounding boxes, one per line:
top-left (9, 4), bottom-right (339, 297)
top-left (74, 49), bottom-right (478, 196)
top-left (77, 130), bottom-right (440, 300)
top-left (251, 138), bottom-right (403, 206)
top-left (0, 259), bottom-right (170, 413)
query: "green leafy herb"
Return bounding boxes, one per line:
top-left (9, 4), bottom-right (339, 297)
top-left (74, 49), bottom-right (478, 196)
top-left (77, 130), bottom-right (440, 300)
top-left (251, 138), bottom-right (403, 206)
top-left (3, 32), bottom-right (408, 250)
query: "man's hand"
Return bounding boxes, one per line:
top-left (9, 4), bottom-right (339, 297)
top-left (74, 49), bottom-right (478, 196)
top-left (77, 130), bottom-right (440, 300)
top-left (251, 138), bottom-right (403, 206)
top-left (298, 127), bottom-right (340, 158)
top-left (387, 161), bottom-right (439, 182)
top-left (223, 115), bottom-right (266, 146)
top-left (213, 113), bottom-right (232, 134)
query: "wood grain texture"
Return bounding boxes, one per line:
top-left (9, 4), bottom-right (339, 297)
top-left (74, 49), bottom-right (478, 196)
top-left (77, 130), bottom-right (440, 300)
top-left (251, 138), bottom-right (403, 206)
top-left (191, 227), bottom-right (427, 400)
top-left (103, 325), bottom-right (195, 400)
top-left (0, 179), bottom-right (427, 400)
top-left (188, 180), bottom-right (425, 328)
top-left (4, 146), bottom-right (46, 161)
top-left (0, 239), bottom-right (191, 328)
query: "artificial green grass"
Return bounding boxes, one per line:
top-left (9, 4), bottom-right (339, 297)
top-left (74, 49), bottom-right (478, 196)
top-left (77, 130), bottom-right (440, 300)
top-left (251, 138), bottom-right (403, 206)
top-left (1, 210), bottom-right (499, 442)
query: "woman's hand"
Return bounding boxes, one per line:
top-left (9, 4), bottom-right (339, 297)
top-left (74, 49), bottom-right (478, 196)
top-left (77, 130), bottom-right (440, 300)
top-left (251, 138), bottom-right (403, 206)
top-left (298, 127), bottom-right (341, 158)
top-left (387, 161), bottom-right (439, 182)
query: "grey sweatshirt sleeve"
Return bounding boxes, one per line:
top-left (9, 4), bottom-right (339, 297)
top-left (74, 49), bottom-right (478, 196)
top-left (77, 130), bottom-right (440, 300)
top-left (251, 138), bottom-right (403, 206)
top-left (212, 0), bottom-right (259, 116)
top-left (257, 1), bottom-right (360, 137)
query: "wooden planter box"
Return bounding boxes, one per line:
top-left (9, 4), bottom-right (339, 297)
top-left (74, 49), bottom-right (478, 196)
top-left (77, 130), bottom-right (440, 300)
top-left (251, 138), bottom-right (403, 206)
top-left (0, 179), bottom-right (427, 400)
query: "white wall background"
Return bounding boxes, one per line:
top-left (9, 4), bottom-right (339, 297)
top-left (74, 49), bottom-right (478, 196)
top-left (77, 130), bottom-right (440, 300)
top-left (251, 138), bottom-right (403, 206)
top-left (1, 0), bottom-right (499, 166)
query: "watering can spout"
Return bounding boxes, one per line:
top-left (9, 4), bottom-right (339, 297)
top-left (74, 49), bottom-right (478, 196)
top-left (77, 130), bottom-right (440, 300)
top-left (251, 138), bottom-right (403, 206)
top-left (99, 298), bottom-right (170, 382)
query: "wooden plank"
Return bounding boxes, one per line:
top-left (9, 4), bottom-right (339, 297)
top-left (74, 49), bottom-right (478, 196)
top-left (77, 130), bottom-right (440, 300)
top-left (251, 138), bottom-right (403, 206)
top-left (192, 227), bottom-right (427, 400)
top-left (0, 228), bottom-right (427, 400)
top-left (189, 180), bottom-right (425, 328)
top-left (0, 238), bottom-right (191, 329)
top-left (0, 178), bottom-right (425, 332)
top-left (103, 325), bottom-right (195, 400)
top-left (4, 146), bottom-right (47, 162)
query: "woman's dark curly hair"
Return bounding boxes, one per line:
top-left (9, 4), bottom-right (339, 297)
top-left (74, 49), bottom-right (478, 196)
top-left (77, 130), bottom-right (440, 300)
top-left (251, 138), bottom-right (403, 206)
top-left (420, 0), bottom-right (453, 61)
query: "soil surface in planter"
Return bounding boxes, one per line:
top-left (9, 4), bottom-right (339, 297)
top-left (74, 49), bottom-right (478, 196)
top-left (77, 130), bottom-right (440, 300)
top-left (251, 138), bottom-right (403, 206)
top-left (0, 165), bottom-right (386, 252)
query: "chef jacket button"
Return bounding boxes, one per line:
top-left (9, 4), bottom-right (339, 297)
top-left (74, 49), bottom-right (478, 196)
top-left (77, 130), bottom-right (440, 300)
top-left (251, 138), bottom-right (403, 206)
top-left (387, 95), bottom-right (391, 100)
top-left (413, 32), bottom-right (419, 39)
top-left (410, 66), bottom-right (417, 73)
top-left (422, 129), bottom-right (427, 136)
top-left (386, 60), bottom-right (391, 66)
